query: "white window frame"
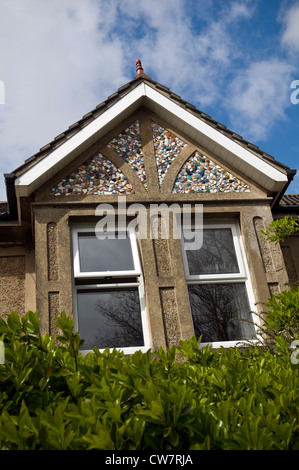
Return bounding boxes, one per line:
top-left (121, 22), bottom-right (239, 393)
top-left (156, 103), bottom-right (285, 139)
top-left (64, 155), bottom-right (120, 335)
top-left (71, 224), bottom-right (150, 355)
top-left (181, 220), bottom-right (259, 348)
top-left (72, 226), bottom-right (142, 278)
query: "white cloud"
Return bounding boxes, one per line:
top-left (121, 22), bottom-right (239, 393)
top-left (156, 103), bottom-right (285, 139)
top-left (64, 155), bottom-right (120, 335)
top-left (0, 0), bottom-right (297, 201)
top-left (226, 1), bottom-right (255, 22)
top-left (0, 0), bottom-right (257, 199)
top-left (117, 0), bottom-right (255, 106)
top-left (281, 2), bottom-right (299, 52)
top-left (0, 0), bottom-right (126, 199)
top-left (225, 59), bottom-right (294, 141)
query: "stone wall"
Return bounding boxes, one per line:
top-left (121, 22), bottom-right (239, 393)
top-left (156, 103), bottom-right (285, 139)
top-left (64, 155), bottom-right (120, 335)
top-left (0, 248), bottom-right (36, 317)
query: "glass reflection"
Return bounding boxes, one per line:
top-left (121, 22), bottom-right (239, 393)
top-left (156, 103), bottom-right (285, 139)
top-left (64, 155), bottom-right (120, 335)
top-left (78, 233), bottom-right (135, 272)
top-left (185, 228), bottom-right (239, 275)
top-left (188, 283), bottom-right (256, 342)
top-left (77, 287), bottom-right (144, 350)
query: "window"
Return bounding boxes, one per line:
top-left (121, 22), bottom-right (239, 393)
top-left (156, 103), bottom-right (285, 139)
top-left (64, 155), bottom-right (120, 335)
top-left (181, 221), bottom-right (257, 347)
top-left (72, 225), bottom-right (150, 354)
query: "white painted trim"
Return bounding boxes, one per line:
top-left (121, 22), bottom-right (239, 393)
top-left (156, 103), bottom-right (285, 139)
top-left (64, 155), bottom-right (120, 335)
top-left (181, 222), bottom-right (247, 281)
top-left (15, 82), bottom-right (147, 196)
top-left (200, 339), bottom-right (259, 349)
top-left (72, 225), bottom-right (141, 278)
top-left (14, 81), bottom-right (287, 197)
top-left (144, 85), bottom-right (287, 184)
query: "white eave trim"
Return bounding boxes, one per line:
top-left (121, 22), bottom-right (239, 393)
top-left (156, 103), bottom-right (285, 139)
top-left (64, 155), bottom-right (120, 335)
top-left (15, 81), bottom-right (287, 197)
top-left (15, 82), bottom-right (147, 196)
top-left (143, 86), bottom-right (287, 191)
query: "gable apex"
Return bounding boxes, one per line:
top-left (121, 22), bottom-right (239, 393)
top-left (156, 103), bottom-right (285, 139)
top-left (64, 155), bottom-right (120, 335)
top-left (12, 76), bottom-right (291, 200)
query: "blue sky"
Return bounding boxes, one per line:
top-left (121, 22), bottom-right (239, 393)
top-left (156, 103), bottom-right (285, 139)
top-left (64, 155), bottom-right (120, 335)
top-left (0, 0), bottom-right (299, 201)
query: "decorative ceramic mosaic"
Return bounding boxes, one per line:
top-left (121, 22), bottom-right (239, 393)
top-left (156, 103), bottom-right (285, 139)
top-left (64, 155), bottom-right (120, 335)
top-left (107, 120), bottom-right (147, 187)
top-left (50, 153), bottom-right (135, 196)
top-left (151, 121), bottom-right (187, 186)
top-left (173, 151), bottom-right (251, 193)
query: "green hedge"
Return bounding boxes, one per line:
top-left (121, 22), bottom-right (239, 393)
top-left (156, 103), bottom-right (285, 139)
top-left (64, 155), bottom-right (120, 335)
top-left (0, 304), bottom-right (298, 450)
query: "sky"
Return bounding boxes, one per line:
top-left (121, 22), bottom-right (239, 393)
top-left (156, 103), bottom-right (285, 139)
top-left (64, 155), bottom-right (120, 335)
top-left (0, 0), bottom-right (299, 201)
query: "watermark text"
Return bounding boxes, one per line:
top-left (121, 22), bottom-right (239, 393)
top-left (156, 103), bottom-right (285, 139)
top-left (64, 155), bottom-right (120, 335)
top-left (290, 80), bottom-right (299, 104)
top-left (0, 340), bottom-right (4, 364)
top-left (0, 80), bottom-right (4, 104)
top-left (95, 197), bottom-right (203, 250)
top-left (291, 340), bottom-right (299, 365)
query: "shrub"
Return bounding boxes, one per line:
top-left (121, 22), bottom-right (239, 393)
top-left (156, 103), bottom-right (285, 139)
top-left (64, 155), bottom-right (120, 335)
top-left (0, 309), bottom-right (298, 450)
top-left (260, 215), bottom-right (299, 244)
top-left (249, 287), bottom-right (299, 356)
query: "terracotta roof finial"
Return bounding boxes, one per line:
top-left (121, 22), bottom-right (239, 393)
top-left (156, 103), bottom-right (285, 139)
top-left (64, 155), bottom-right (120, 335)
top-left (136, 59), bottom-right (144, 76)
top-left (134, 59), bottom-right (151, 80)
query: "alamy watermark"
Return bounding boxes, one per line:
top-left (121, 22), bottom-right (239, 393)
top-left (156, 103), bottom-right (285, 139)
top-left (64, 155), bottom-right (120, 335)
top-left (94, 197), bottom-right (203, 250)
top-left (0, 80), bottom-right (4, 104)
top-left (290, 80), bottom-right (299, 104)
top-left (0, 340), bottom-right (4, 365)
top-left (291, 340), bottom-right (299, 365)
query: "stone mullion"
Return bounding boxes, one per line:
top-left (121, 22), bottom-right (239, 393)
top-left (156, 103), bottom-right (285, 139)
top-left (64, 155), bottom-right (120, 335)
top-left (138, 112), bottom-right (160, 196)
top-left (138, 232), bottom-right (167, 351)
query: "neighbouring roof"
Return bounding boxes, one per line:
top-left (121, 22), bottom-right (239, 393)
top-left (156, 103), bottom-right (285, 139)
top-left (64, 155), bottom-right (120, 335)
top-left (280, 194), bottom-right (299, 207)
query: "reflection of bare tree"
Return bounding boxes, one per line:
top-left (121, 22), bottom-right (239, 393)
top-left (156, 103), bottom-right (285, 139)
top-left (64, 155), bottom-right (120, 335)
top-left (92, 288), bottom-right (144, 349)
top-left (186, 229), bottom-right (239, 275)
top-left (188, 283), bottom-right (255, 342)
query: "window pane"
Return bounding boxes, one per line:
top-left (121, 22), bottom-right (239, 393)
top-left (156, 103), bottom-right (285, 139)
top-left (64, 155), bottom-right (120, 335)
top-left (78, 233), bottom-right (135, 272)
top-left (185, 228), bottom-right (239, 275)
top-left (77, 287), bottom-right (144, 350)
top-left (188, 283), bottom-right (256, 342)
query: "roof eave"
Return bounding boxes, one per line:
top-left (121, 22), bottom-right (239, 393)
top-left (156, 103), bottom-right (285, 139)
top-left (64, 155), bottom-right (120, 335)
top-left (271, 168), bottom-right (297, 209)
top-left (10, 78), bottom-right (289, 196)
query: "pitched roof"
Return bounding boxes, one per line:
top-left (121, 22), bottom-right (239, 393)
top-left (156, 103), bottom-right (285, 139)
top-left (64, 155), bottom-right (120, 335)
top-left (13, 73), bottom-right (291, 179)
top-left (280, 194), bottom-right (299, 207)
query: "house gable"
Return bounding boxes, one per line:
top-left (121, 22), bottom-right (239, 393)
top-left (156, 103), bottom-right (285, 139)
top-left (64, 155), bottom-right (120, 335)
top-left (0, 62), bottom-right (297, 354)
top-left (14, 78), bottom-right (289, 203)
top-left (38, 108), bottom-right (258, 203)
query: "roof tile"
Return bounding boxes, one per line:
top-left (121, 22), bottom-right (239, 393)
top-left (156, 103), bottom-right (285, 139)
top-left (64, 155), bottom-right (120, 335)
top-left (280, 194), bottom-right (299, 206)
top-left (12, 75), bottom-right (293, 178)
